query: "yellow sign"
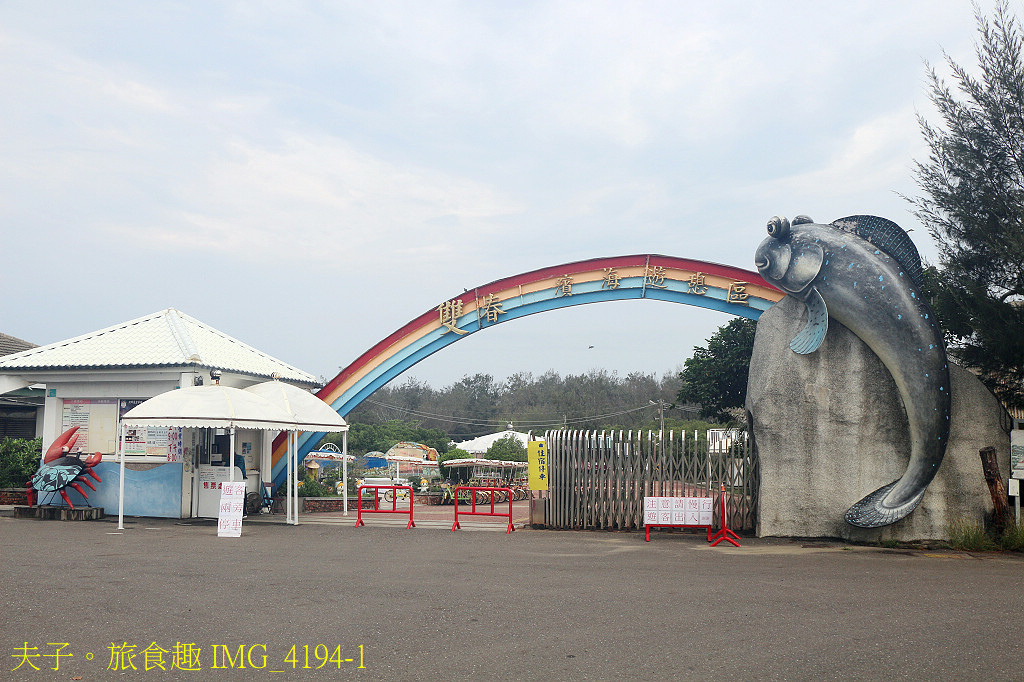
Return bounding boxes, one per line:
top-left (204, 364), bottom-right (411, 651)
top-left (528, 441), bottom-right (549, 491)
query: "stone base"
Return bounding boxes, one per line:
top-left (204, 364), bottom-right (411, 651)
top-left (14, 505), bottom-right (105, 521)
top-left (747, 296), bottom-right (1012, 542)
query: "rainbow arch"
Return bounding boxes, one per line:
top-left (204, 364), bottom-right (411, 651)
top-left (270, 254), bottom-right (783, 485)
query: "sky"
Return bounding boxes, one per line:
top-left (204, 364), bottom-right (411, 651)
top-left (0, 1), bottom-right (1010, 390)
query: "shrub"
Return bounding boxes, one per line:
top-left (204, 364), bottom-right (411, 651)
top-left (296, 476), bottom-right (335, 497)
top-left (0, 438), bottom-right (42, 488)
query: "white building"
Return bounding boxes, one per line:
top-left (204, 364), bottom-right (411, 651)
top-left (0, 309), bottom-right (318, 517)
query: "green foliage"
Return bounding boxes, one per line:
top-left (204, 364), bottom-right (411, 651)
top-left (946, 517), bottom-right (998, 551)
top-left (344, 369), bottom-right (682, 434)
top-left (318, 420), bottom-right (451, 457)
top-left (485, 435), bottom-right (527, 462)
top-left (438, 448), bottom-right (472, 481)
top-left (908, 2), bottom-right (1024, 409)
top-left (0, 437), bottom-right (42, 488)
top-left (297, 476), bottom-right (335, 497)
top-left (676, 318), bottom-right (757, 422)
top-left (999, 520), bottom-right (1024, 551)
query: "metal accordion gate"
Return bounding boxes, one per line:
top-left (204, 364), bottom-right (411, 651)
top-left (541, 429), bottom-right (758, 532)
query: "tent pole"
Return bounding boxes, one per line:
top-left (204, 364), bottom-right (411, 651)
top-left (229, 427), bottom-right (236, 482)
top-left (292, 431), bottom-right (299, 525)
top-left (343, 430), bottom-right (349, 516)
top-left (286, 430), bottom-right (293, 525)
top-left (118, 423), bottom-right (126, 530)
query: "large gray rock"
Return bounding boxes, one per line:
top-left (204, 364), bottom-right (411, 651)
top-left (747, 296), bottom-right (1012, 541)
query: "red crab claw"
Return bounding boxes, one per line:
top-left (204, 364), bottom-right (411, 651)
top-left (69, 482), bottom-right (90, 499)
top-left (59, 489), bottom-right (75, 510)
top-left (78, 476), bottom-right (97, 492)
top-left (85, 468), bottom-right (102, 483)
top-left (45, 426), bottom-right (82, 463)
top-left (82, 452), bottom-right (102, 468)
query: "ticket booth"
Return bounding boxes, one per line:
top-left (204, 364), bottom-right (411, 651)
top-left (193, 428), bottom-right (266, 517)
top-left (121, 380), bottom-right (348, 527)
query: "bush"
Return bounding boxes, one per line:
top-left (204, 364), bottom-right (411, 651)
top-left (0, 438), bottom-right (42, 488)
top-left (296, 476), bottom-right (335, 497)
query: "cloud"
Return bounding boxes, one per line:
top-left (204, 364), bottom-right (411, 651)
top-left (107, 132), bottom-right (522, 265)
top-left (749, 107), bottom-right (925, 202)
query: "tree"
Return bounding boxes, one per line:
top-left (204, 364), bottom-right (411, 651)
top-left (319, 420), bottom-right (450, 456)
top-left (676, 318), bottom-right (757, 422)
top-left (908, 1), bottom-right (1024, 408)
top-left (485, 435), bottom-right (527, 462)
top-left (438, 447), bottom-right (472, 481)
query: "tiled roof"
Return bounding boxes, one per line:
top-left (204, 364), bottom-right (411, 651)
top-left (0, 332), bottom-right (37, 357)
top-left (0, 309), bottom-right (317, 386)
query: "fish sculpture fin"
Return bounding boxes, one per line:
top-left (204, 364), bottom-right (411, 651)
top-left (844, 481), bottom-right (926, 528)
top-left (789, 287), bottom-right (828, 354)
top-left (831, 215), bottom-right (924, 289)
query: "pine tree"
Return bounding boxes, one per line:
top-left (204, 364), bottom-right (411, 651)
top-left (909, 1), bottom-right (1024, 409)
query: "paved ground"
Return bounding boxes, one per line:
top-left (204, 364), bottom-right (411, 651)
top-left (2, 513), bottom-right (1023, 681)
top-left (282, 498), bottom-right (531, 530)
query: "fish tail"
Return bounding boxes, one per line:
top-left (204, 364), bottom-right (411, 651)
top-left (844, 481), bottom-right (926, 528)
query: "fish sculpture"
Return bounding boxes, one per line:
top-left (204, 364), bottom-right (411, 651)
top-left (754, 215), bottom-right (950, 528)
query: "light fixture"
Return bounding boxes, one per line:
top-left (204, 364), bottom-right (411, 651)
top-left (193, 375), bottom-right (204, 386)
top-left (210, 369), bottom-right (222, 384)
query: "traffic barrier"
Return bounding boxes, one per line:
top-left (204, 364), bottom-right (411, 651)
top-left (708, 485), bottom-right (741, 547)
top-left (355, 485), bottom-right (415, 529)
top-left (644, 484), bottom-right (741, 547)
top-left (451, 486), bottom-right (514, 534)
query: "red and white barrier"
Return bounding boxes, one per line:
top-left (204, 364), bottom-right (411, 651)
top-left (355, 485), bottom-right (415, 529)
top-left (644, 484), bottom-right (741, 547)
top-left (451, 486), bottom-right (514, 534)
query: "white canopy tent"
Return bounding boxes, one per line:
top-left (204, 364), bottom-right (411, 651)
top-left (119, 384), bottom-right (295, 530)
top-left (244, 380), bottom-right (348, 523)
top-left (120, 381), bottom-right (348, 529)
top-left (451, 430), bottom-right (531, 455)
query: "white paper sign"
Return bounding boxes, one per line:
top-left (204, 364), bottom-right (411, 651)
top-left (643, 497), bottom-right (713, 526)
top-left (217, 482), bottom-right (247, 537)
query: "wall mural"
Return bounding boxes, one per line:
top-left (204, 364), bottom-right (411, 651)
top-left (754, 215), bottom-right (950, 528)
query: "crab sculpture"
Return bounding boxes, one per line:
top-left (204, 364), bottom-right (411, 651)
top-left (27, 426), bottom-right (103, 509)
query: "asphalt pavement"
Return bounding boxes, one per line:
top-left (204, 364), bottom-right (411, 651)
top-left (2, 514), bottom-right (1023, 681)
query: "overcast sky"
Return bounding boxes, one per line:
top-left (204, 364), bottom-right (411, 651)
top-left (0, 1), bottom-right (1009, 390)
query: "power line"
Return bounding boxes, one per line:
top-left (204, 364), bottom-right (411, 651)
top-left (359, 397), bottom-right (654, 430)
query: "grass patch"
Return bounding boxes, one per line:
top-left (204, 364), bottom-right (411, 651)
top-left (946, 517), bottom-right (998, 552)
top-left (998, 520), bottom-right (1024, 552)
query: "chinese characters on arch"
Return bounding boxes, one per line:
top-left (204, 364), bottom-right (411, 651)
top-left (436, 269), bottom-right (753, 335)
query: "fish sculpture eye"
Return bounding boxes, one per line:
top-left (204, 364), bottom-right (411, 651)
top-left (766, 215), bottom-right (790, 239)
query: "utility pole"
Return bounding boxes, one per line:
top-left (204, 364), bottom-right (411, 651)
top-left (649, 400), bottom-right (667, 433)
top-left (649, 400), bottom-right (668, 457)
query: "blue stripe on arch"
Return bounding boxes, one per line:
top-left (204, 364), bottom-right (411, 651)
top-left (272, 285), bottom-right (769, 487)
